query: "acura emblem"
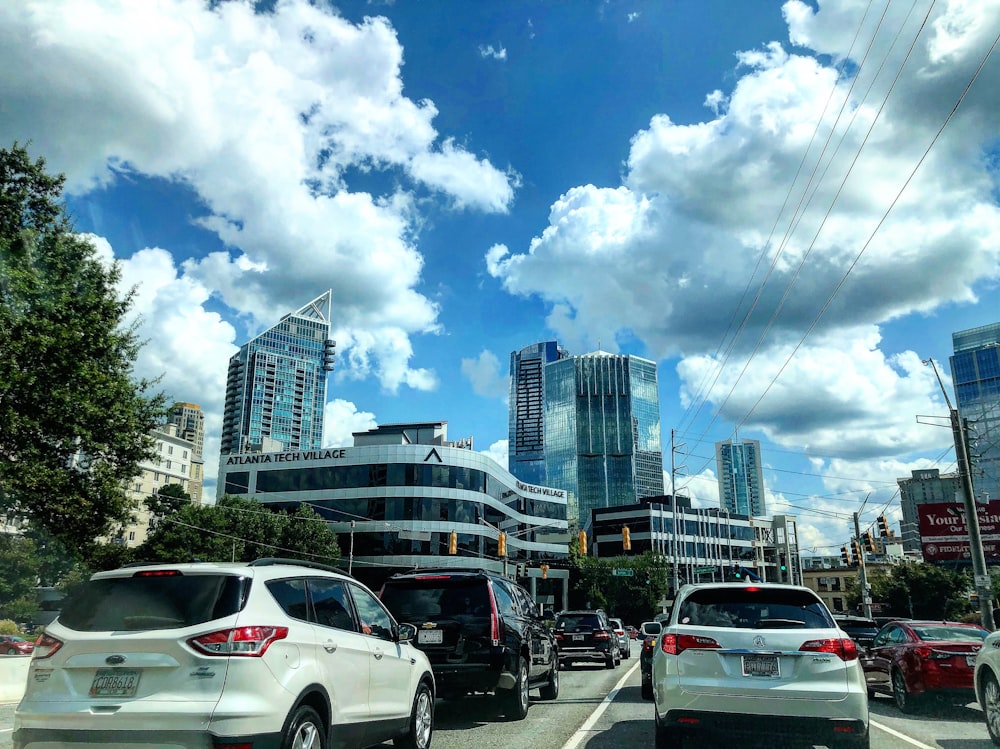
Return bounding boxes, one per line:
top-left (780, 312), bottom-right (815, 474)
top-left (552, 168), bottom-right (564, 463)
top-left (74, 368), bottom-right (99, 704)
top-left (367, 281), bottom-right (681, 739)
top-left (105, 655), bottom-right (127, 665)
top-left (752, 636), bottom-right (766, 648)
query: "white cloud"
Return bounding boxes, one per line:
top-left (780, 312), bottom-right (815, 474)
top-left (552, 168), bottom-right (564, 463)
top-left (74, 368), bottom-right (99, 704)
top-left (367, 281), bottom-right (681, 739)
top-left (0, 0), bottom-right (516, 397)
top-left (480, 439), bottom-right (509, 472)
top-left (323, 399), bottom-right (379, 448)
top-left (479, 43), bottom-right (508, 60)
top-left (461, 350), bottom-right (509, 399)
top-left (627, 12), bottom-right (641, 23)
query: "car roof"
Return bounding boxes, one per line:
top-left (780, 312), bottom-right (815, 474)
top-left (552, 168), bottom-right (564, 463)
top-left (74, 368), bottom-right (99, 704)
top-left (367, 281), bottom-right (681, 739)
top-left (387, 567), bottom-right (496, 580)
top-left (94, 558), bottom-right (351, 580)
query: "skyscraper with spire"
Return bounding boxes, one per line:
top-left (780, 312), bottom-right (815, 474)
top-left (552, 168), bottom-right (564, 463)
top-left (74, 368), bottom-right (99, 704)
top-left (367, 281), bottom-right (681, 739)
top-left (220, 291), bottom-right (336, 458)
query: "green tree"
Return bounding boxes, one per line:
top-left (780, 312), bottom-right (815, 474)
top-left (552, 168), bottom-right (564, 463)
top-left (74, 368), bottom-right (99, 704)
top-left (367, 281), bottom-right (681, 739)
top-left (0, 143), bottom-right (167, 552)
top-left (569, 550), bottom-right (669, 622)
top-left (136, 495), bottom-right (341, 564)
top-left (847, 561), bottom-right (972, 620)
top-left (0, 534), bottom-right (41, 619)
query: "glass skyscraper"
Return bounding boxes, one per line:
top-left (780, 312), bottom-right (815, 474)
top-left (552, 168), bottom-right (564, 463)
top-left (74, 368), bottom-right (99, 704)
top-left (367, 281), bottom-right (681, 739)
top-left (508, 341), bottom-right (570, 485)
top-left (716, 439), bottom-right (766, 516)
top-left (950, 322), bottom-right (1000, 502)
top-left (221, 291), bottom-right (336, 458)
top-left (539, 351), bottom-right (664, 531)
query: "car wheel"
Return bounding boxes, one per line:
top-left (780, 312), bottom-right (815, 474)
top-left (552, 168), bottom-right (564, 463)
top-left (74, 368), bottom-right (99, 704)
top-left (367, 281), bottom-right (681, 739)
top-left (502, 656), bottom-right (530, 720)
top-left (539, 656), bottom-right (559, 700)
top-left (281, 704), bottom-right (325, 749)
top-left (983, 672), bottom-right (1000, 746)
top-left (892, 668), bottom-right (918, 713)
top-left (394, 681), bottom-right (433, 749)
top-left (605, 652), bottom-right (615, 669)
top-left (641, 679), bottom-right (654, 701)
top-left (5, 647), bottom-right (15, 655)
top-left (654, 706), bottom-right (684, 748)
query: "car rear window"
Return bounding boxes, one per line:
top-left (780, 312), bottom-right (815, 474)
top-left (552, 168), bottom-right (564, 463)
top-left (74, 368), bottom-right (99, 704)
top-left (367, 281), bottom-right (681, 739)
top-left (379, 578), bottom-right (490, 620)
top-left (556, 613), bottom-right (603, 629)
top-left (912, 625), bottom-right (988, 642)
top-left (58, 573), bottom-right (249, 631)
top-left (677, 588), bottom-right (834, 629)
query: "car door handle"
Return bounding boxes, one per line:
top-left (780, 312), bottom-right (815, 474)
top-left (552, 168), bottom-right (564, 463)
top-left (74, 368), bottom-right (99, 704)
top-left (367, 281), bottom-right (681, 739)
top-left (372, 648), bottom-right (383, 660)
top-left (324, 640), bottom-right (338, 653)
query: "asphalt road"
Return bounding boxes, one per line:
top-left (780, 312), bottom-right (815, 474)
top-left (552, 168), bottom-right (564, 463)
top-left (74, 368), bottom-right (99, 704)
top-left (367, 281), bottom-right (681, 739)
top-left (1, 657), bottom-right (997, 749)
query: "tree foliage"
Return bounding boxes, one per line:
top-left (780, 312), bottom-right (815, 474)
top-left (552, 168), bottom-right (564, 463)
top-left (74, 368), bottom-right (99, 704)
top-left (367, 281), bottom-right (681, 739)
top-left (847, 560), bottom-right (973, 620)
top-left (134, 495), bottom-right (342, 565)
top-left (570, 550), bottom-right (670, 623)
top-left (0, 143), bottom-right (167, 552)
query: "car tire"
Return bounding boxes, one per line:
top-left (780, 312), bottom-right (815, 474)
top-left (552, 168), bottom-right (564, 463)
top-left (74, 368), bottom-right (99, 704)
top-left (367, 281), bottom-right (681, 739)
top-left (539, 656), bottom-right (560, 700)
top-left (641, 679), bottom-right (653, 700)
top-left (982, 672), bottom-right (1000, 746)
top-left (605, 652), bottom-right (615, 669)
top-left (6, 647), bottom-right (15, 655)
top-left (654, 706), bottom-right (684, 748)
top-left (502, 656), bottom-right (530, 720)
top-left (892, 668), bottom-right (918, 713)
top-left (394, 681), bottom-right (434, 749)
top-left (281, 704), bottom-right (326, 749)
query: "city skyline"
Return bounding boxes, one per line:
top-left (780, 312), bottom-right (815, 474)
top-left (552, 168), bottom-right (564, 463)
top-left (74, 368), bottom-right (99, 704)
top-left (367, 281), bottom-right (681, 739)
top-left (3, 1), bottom-right (1000, 555)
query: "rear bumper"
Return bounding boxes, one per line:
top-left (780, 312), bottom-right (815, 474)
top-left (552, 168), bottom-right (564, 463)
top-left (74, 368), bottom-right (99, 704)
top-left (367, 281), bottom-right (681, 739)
top-left (12, 727), bottom-right (281, 749)
top-left (659, 710), bottom-right (868, 743)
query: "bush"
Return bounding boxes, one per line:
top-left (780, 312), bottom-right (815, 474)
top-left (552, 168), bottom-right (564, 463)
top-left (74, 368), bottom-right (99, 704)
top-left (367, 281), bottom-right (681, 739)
top-left (0, 618), bottom-right (20, 635)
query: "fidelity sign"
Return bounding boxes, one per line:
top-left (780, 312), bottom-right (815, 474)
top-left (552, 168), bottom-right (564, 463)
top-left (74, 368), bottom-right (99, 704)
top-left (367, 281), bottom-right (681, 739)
top-left (918, 500), bottom-right (1000, 562)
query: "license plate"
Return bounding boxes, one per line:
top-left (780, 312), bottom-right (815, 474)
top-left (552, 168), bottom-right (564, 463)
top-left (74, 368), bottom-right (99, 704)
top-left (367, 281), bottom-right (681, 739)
top-left (742, 654), bottom-right (779, 678)
top-left (573, 634), bottom-right (584, 641)
top-left (418, 629), bottom-right (443, 644)
top-left (89, 668), bottom-right (141, 697)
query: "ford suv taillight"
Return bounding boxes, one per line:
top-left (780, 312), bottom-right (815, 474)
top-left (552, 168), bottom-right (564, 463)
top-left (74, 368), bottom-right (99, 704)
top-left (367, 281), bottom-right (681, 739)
top-left (660, 633), bottom-right (722, 655)
top-left (188, 626), bottom-right (288, 656)
top-left (31, 633), bottom-right (64, 659)
top-left (800, 637), bottom-right (858, 661)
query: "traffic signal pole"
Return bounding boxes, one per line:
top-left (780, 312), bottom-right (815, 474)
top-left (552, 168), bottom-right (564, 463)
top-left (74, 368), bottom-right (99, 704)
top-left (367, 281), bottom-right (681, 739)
top-left (853, 512), bottom-right (872, 619)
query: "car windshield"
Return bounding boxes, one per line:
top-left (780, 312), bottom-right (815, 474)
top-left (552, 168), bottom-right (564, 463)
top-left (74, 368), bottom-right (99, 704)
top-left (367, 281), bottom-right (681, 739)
top-left (58, 572), bottom-right (249, 631)
top-left (379, 579), bottom-right (490, 620)
top-left (557, 614), bottom-right (602, 629)
top-left (912, 625), bottom-right (988, 642)
top-left (677, 588), bottom-right (834, 629)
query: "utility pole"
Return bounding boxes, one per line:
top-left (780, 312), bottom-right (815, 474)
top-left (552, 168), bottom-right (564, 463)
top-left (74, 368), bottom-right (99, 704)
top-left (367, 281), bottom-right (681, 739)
top-left (924, 358), bottom-right (995, 631)
top-left (853, 511), bottom-right (872, 619)
top-left (670, 429), bottom-right (685, 597)
top-left (348, 520), bottom-right (355, 575)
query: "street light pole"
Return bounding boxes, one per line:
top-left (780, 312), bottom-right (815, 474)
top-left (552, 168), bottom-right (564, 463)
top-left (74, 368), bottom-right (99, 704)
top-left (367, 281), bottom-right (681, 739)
top-left (924, 358), bottom-right (995, 630)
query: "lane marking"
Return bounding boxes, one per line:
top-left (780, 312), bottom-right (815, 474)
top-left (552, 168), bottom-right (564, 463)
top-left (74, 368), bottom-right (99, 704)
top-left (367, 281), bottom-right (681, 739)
top-left (870, 718), bottom-right (939, 749)
top-left (559, 660), bottom-right (640, 749)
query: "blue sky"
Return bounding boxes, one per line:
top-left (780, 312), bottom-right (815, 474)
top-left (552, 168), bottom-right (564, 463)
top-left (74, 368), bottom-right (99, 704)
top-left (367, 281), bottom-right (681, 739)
top-left (3, 0), bottom-right (999, 556)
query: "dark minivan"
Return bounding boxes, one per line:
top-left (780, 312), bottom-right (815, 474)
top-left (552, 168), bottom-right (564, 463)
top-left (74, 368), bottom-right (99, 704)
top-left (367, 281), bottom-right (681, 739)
top-left (379, 568), bottom-right (559, 720)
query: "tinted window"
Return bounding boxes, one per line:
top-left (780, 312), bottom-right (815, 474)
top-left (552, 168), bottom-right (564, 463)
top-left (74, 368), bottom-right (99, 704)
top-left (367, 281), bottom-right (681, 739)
top-left (59, 573), bottom-right (248, 631)
top-left (380, 578), bottom-right (490, 620)
top-left (350, 583), bottom-right (395, 641)
top-left (912, 625), bottom-right (988, 642)
top-left (556, 613), bottom-right (603, 629)
top-left (309, 578), bottom-right (357, 632)
top-left (677, 588), bottom-right (834, 629)
top-left (267, 578), bottom-right (310, 621)
top-left (492, 582), bottom-right (516, 617)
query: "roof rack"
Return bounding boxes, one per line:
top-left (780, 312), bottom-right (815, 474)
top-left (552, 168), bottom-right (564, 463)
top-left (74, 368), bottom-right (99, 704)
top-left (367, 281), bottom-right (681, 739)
top-left (249, 558), bottom-right (348, 576)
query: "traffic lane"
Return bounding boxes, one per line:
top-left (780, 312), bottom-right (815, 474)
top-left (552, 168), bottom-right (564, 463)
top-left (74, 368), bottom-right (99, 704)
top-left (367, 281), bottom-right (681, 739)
top-left (0, 702), bottom-right (13, 749)
top-left (868, 692), bottom-right (993, 749)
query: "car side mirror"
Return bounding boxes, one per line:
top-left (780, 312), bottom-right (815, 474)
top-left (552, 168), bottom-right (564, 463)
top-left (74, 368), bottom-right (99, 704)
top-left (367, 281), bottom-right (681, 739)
top-left (397, 622), bottom-right (417, 643)
top-left (641, 622), bottom-right (662, 636)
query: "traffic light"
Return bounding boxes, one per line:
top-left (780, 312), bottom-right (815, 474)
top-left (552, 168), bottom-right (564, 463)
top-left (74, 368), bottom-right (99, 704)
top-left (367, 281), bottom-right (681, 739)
top-left (864, 531), bottom-right (876, 553)
top-left (840, 545), bottom-right (853, 566)
top-left (851, 538), bottom-right (862, 562)
top-left (498, 532), bottom-right (507, 557)
top-left (622, 526), bottom-right (631, 551)
top-left (733, 566), bottom-right (742, 579)
top-left (541, 564), bottom-right (549, 580)
top-left (779, 554), bottom-right (787, 572)
top-left (448, 531), bottom-right (457, 555)
top-left (578, 530), bottom-right (588, 555)
top-left (877, 514), bottom-right (892, 538)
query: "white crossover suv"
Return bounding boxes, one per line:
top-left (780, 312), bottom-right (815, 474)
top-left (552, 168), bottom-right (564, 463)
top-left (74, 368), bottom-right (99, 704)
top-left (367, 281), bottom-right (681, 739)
top-left (14, 558), bottom-right (435, 749)
top-left (651, 582), bottom-right (869, 749)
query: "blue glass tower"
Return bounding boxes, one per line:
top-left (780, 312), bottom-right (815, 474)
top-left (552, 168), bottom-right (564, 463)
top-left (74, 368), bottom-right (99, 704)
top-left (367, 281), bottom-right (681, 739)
top-left (950, 322), bottom-right (1000, 503)
top-left (716, 439), bottom-right (766, 516)
top-left (221, 291), bottom-right (336, 456)
top-left (508, 341), bottom-right (569, 485)
top-left (541, 351), bottom-right (664, 530)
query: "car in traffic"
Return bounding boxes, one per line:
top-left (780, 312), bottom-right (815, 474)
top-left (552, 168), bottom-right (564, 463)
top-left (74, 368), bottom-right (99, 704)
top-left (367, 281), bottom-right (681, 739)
top-left (834, 615), bottom-right (880, 649)
top-left (865, 618), bottom-right (988, 712)
top-left (0, 635), bottom-right (34, 655)
top-left (608, 617), bottom-right (630, 659)
top-left (378, 567), bottom-right (559, 720)
top-left (639, 620), bottom-right (661, 700)
top-left (554, 609), bottom-right (619, 669)
top-left (651, 582), bottom-right (869, 749)
top-left (626, 624), bottom-right (639, 640)
top-left (14, 558), bottom-right (436, 749)
top-left (975, 629), bottom-right (1000, 745)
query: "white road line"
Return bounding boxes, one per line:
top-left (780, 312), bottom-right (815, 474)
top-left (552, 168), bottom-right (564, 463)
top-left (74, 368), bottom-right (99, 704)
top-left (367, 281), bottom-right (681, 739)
top-left (869, 718), bottom-right (939, 749)
top-left (560, 660), bottom-right (641, 749)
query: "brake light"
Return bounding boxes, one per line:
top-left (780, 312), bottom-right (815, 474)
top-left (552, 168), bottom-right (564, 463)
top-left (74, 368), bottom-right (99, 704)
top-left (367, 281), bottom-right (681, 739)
top-left (643, 638), bottom-right (657, 652)
top-left (486, 582), bottom-right (500, 645)
top-left (132, 569), bottom-right (182, 577)
top-left (188, 626), bottom-right (288, 656)
top-left (32, 633), bottom-right (63, 659)
top-left (660, 633), bottom-right (722, 655)
top-left (800, 638), bottom-right (858, 661)
top-left (413, 575), bottom-right (451, 580)
top-left (593, 630), bottom-right (611, 641)
top-left (915, 646), bottom-right (954, 660)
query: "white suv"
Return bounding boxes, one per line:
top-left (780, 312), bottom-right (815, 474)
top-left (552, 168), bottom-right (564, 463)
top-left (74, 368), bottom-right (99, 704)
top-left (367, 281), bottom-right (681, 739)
top-left (14, 558), bottom-right (435, 749)
top-left (651, 582), bottom-right (869, 749)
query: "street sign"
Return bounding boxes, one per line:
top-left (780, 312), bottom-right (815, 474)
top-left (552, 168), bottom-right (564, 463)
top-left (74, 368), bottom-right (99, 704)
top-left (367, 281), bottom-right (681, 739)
top-left (975, 574), bottom-right (991, 588)
top-left (612, 568), bottom-right (634, 577)
top-left (694, 566), bottom-right (715, 574)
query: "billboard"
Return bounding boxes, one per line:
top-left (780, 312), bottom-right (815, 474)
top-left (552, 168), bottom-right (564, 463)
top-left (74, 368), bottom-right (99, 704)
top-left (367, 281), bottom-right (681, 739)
top-left (918, 500), bottom-right (1000, 562)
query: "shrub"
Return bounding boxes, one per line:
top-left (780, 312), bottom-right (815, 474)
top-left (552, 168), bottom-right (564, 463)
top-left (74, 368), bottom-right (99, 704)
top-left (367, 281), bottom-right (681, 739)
top-left (0, 619), bottom-right (20, 635)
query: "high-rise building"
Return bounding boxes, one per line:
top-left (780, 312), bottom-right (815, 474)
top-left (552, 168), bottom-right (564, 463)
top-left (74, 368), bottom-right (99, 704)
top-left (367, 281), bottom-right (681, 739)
top-left (508, 341), bottom-right (570, 484)
top-left (950, 322), bottom-right (1000, 503)
top-left (220, 291), bottom-right (336, 459)
top-left (897, 467), bottom-right (962, 554)
top-left (540, 350), bottom-right (664, 530)
top-left (170, 402), bottom-right (205, 458)
top-left (716, 438), bottom-right (766, 516)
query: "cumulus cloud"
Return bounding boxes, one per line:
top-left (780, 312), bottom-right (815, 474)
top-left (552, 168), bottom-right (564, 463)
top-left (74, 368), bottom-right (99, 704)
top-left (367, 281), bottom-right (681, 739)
top-left (461, 350), bottom-right (509, 399)
top-left (323, 399), bottom-right (379, 447)
top-left (479, 439), bottom-right (510, 472)
top-left (0, 0), bottom-right (516, 398)
top-left (479, 43), bottom-right (508, 60)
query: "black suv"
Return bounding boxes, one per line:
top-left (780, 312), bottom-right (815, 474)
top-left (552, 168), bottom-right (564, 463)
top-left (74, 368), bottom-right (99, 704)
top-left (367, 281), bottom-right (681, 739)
top-left (555, 609), bottom-right (620, 669)
top-left (378, 568), bottom-right (559, 720)
top-left (834, 614), bottom-right (880, 649)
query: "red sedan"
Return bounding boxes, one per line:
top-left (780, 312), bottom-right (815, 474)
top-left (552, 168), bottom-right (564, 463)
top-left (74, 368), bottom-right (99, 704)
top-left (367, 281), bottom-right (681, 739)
top-left (0, 635), bottom-right (34, 655)
top-left (864, 619), bottom-right (988, 712)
